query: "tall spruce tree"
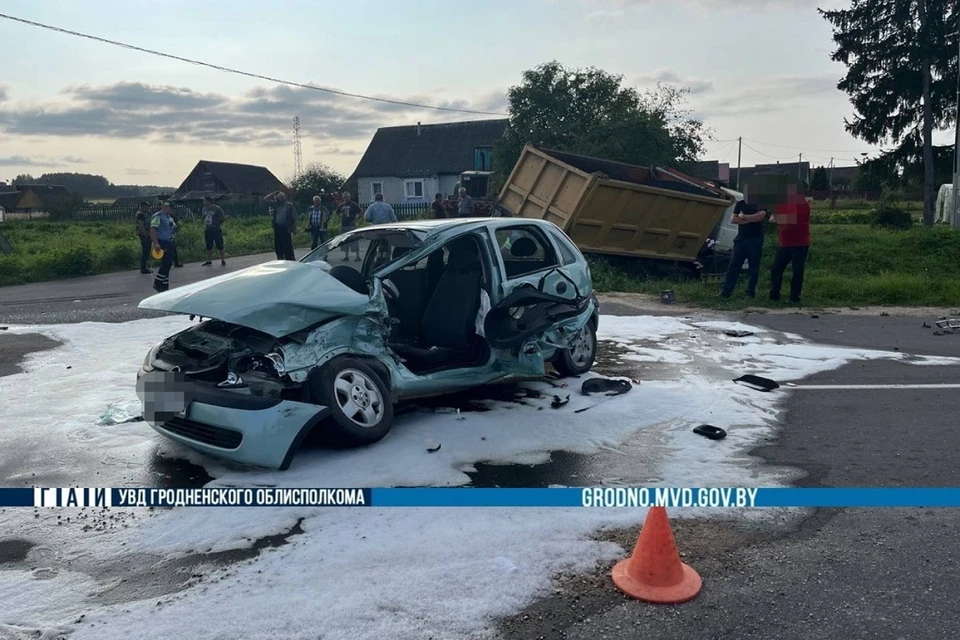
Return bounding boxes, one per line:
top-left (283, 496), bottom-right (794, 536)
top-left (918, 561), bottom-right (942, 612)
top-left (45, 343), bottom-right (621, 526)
top-left (820, 0), bottom-right (958, 226)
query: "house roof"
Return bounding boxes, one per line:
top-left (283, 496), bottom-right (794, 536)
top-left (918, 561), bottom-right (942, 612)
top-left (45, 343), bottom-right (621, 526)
top-left (351, 119), bottom-right (509, 179)
top-left (0, 191), bottom-right (21, 210)
top-left (177, 161), bottom-right (286, 195)
top-left (15, 184), bottom-right (69, 198)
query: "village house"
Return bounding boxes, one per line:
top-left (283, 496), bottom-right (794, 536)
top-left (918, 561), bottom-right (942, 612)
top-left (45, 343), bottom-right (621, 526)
top-left (0, 184), bottom-right (70, 214)
top-left (349, 119), bottom-right (509, 204)
top-left (169, 160), bottom-right (286, 203)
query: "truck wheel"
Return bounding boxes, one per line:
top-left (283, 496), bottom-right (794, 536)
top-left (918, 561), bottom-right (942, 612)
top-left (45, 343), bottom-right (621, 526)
top-left (309, 357), bottom-right (394, 446)
top-left (553, 323), bottom-right (597, 377)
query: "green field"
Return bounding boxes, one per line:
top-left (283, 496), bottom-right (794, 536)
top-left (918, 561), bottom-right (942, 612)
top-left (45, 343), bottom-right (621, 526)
top-left (0, 217), bottom-right (345, 287)
top-left (2, 211), bottom-right (958, 310)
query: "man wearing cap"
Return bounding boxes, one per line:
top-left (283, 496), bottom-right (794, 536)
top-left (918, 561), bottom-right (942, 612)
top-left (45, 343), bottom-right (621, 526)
top-left (150, 202), bottom-right (177, 292)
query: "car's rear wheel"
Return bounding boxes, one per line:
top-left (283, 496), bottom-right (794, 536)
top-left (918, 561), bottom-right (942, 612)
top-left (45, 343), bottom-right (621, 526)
top-left (553, 323), bottom-right (597, 377)
top-left (309, 357), bottom-right (394, 445)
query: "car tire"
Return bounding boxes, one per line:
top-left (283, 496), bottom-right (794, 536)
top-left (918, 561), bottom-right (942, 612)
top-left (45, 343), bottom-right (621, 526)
top-left (553, 322), bottom-right (597, 377)
top-left (309, 357), bottom-right (394, 446)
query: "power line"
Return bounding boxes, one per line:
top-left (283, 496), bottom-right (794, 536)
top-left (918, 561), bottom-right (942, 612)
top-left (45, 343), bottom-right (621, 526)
top-left (742, 137), bottom-right (876, 155)
top-left (0, 12), bottom-right (508, 117)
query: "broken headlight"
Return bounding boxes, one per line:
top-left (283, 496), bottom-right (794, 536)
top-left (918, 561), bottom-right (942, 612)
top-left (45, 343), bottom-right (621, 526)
top-left (236, 352), bottom-right (285, 377)
top-left (141, 342), bottom-right (161, 372)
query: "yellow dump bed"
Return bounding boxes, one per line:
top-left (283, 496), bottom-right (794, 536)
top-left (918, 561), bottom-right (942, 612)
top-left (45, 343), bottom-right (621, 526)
top-left (497, 145), bottom-right (736, 262)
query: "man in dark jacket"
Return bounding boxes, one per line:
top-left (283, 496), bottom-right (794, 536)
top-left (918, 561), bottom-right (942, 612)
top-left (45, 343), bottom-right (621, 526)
top-left (268, 192), bottom-right (297, 260)
top-left (336, 191), bottom-right (362, 261)
top-left (135, 201), bottom-right (153, 274)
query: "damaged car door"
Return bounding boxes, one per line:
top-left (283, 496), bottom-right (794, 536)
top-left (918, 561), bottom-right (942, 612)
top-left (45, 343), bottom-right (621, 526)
top-left (484, 225), bottom-right (597, 376)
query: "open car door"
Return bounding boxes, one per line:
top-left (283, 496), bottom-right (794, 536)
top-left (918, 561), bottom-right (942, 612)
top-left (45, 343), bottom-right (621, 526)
top-left (483, 270), bottom-right (594, 376)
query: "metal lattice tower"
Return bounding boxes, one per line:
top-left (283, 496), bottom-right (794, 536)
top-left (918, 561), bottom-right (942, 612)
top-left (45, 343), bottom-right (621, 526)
top-left (293, 116), bottom-right (303, 180)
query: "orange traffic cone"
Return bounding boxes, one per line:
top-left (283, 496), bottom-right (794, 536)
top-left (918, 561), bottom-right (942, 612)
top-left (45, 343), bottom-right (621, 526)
top-left (611, 506), bottom-right (702, 604)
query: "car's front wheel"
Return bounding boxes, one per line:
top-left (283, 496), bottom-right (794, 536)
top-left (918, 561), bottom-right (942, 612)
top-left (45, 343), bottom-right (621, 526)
top-left (309, 357), bottom-right (394, 445)
top-left (553, 322), bottom-right (597, 377)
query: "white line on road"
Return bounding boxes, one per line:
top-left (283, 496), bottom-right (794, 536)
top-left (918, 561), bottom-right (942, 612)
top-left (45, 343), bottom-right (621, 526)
top-left (785, 383), bottom-right (960, 390)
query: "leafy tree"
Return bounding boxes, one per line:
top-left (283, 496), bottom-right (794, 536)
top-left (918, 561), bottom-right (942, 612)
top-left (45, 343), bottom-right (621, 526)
top-left (289, 163), bottom-right (347, 204)
top-left (492, 61), bottom-right (708, 192)
top-left (810, 166), bottom-right (830, 191)
top-left (820, 0), bottom-right (958, 226)
top-left (12, 174), bottom-right (35, 186)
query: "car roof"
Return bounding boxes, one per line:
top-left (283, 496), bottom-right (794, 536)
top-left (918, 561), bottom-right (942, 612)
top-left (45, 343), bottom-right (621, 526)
top-left (361, 217), bottom-right (561, 238)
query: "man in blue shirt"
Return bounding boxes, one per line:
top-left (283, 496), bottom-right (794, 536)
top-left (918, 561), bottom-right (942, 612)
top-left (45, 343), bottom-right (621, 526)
top-left (364, 193), bottom-right (398, 225)
top-left (150, 202), bottom-right (177, 293)
top-left (306, 195), bottom-right (330, 250)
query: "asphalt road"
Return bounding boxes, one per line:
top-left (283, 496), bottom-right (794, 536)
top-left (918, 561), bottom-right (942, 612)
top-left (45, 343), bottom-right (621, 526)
top-left (494, 300), bottom-right (960, 640)
top-left (2, 268), bottom-right (960, 638)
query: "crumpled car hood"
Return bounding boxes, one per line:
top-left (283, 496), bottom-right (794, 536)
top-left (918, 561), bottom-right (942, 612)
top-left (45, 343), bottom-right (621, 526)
top-left (139, 260), bottom-right (374, 337)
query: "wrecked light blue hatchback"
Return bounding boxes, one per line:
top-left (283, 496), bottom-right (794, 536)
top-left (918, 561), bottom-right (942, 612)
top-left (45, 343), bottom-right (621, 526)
top-left (136, 218), bottom-right (599, 470)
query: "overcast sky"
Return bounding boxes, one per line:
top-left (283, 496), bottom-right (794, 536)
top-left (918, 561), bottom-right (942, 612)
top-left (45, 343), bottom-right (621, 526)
top-left (0, 0), bottom-right (953, 187)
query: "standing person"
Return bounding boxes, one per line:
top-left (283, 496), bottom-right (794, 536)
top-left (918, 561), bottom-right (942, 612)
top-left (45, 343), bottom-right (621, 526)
top-left (337, 191), bottom-right (362, 261)
top-left (431, 193), bottom-right (446, 219)
top-left (267, 192), bottom-right (297, 260)
top-left (201, 196), bottom-right (227, 267)
top-left (157, 200), bottom-right (184, 268)
top-left (720, 189), bottom-right (770, 299)
top-left (307, 195), bottom-right (330, 249)
top-left (457, 187), bottom-right (474, 217)
top-left (135, 201), bottom-right (153, 274)
top-left (769, 182), bottom-right (812, 304)
top-left (150, 202), bottom-right (177, 293)
top-left (364, 193), bottom-right (397, 225)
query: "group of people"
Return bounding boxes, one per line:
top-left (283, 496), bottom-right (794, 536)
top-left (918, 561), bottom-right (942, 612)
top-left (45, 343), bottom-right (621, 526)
top-left (720, 177), bottom-right (812, 304)
top-left (138, 186), bottom-right (482, 294)
top-left (136, 196), bottom-right (228, 293)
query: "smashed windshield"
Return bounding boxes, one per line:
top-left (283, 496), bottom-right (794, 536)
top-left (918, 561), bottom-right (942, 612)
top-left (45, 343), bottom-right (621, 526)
top-left (299, 228), bottom-right (428, 279)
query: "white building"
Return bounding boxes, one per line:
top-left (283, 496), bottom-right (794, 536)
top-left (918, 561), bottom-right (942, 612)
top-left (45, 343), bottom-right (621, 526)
top-left (349, 119), bottom-right (508, 205)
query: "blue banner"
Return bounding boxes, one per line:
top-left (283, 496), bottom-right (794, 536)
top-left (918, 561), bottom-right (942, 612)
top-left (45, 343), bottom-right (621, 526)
top-left (6, 487), bottom-right (960, 509)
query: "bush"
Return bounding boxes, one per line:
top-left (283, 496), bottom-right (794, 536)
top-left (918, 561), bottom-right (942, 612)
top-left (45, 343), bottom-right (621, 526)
top-left (870, 204), bottom-right (913, 230)
top-left (100, 243), bottom-right (138, 271)
top-left (52, 245), bottom-right (95, 277)
top-left (811, 211), bottom-right (872, 225)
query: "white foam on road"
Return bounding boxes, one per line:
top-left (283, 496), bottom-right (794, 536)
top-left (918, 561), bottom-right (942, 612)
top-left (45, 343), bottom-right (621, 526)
top-left (1, 314), bottom-right (957, 639)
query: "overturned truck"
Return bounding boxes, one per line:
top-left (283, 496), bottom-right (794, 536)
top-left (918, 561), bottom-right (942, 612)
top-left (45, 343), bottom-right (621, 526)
top-left (496, 144), bottom-right (738, 270)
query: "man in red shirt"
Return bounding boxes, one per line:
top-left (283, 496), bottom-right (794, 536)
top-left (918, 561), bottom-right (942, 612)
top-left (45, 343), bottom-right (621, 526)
top-left (769, 181), bottom-right (811, 304)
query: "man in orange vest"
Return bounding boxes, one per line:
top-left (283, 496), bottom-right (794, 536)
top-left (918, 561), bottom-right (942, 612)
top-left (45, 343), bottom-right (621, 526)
top-left (769, 181), bottom-right (811, 304)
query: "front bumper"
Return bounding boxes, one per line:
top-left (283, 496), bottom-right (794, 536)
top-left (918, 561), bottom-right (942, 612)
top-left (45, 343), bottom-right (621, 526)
top-left (136, 370), bottom-right (330, 470)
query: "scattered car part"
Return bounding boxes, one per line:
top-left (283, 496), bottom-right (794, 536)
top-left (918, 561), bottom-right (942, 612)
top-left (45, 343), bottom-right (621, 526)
top-left (426, 443), bottom-right (442, 453)
top-left (693, 425), bottom-right (727, 440)
top-left (582, 377), bottom-right (632, 396)
top-left (724, 330), bottom-right (754, 338)
top-left (733, 375), bottom-right (780, 392)
top-left (660, 290), bottom-right (676, 304)
top-left (551, 394), bottom-right (570, 409)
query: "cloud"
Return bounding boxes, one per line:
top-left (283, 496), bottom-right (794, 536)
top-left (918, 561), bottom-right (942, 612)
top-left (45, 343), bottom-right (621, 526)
top-left (694, 73), bottom-right (842, 119)
top-left (0, 155), bottom-right (87, 167)
top-left (0, 85), bottom-right (8, 103)
top-left (634, 69), bottom-right (714, 95)
top-left (0, 82), bottom-right (506, 148)
top-left (124, 168), bottom-right (156, 176)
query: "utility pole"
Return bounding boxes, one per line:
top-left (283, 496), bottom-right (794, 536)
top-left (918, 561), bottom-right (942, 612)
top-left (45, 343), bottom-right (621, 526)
top-left (829, 157), bottom-right (835, 188)
top-left (952, 25), bottom-right (960, 228)
top-left (736, 136), bottom-right (742, 191)
top-left (798, 153), bottom-right (803, 180)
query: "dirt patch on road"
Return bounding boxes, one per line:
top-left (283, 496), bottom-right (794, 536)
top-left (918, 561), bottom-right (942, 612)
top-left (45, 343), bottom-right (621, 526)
top-left (0, 332), bottom-right (60, 377)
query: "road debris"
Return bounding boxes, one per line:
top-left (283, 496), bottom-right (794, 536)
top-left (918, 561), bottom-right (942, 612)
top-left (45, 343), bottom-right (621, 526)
top-left (733, 374), bottom-right (780, 392)
top-left (693, 424), bottom-right (727, 440)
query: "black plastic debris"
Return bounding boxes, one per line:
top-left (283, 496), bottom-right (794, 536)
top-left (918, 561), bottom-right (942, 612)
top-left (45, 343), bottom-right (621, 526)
top-left (922, 322), bottom-right (932, 329)
top-left (426, 443), bottom-right (441, 453)
top-left (551, 394), bottom-right (570, 409)
top-left (581, 378), bottom-right (632, 396)
top-left (733, 374), bottom-right (780, 392)
top-left (0, 326), bottom-right (7, 331)
top-left (724, 330), bottom-right (754, 338)
top-left (660, 290), bottom-right (676, 304)
top-left (693, 425), bottom-right (727, 440)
